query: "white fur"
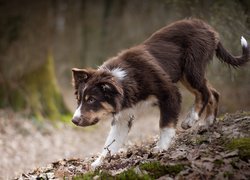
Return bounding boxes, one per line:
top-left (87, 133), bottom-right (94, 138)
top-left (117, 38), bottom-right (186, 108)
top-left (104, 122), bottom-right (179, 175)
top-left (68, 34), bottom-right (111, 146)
top-left (182, 107), bottom-right (199, 129)
top-left (156, 127), bottom-right (176, 150)
top-left (91, 111), bottom-right (131, 168)
top-left (241, 36), bottom-right (248, 47)
top-left (205, 115), bottom-right (215, 126)
top-left (91, 155), bottom-right (104, 168)
top-left (91, 96), bottom-right (159, 168)
top-left (104, 114), bottom-right (131, 154)
top-left (73, 102), bottom-right (82, 119)
top-left (193, 112), bottom-right (199, 121)
top-left (98, 66), bottom-right (127, 81)
top-left (110, 68), bottom-right (127, 80)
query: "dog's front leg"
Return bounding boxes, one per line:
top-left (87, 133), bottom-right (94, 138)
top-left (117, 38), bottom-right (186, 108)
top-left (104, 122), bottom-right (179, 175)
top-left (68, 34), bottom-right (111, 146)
top-left (91, 114), bottom-right (133, 168)
top-left (154, 86), bottom-right (181, 151)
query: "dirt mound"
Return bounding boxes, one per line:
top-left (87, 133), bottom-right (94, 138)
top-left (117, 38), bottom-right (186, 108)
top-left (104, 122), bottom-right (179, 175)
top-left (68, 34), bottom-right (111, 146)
top-left (16, 112), bottom-right (250, 179)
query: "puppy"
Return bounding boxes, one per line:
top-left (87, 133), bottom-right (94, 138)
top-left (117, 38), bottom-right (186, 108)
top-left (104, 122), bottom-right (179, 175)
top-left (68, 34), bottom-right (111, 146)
top-left (71, 19), bottom-right (249, 168)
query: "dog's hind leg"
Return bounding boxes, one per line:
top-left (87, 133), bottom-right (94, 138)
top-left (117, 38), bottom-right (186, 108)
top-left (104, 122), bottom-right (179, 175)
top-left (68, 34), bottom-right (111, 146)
top-left (181, 76), bottom-right (211, 129)
top-left (200, 83), bottom-right (220, 127)
top-left (91, 112), bottom-right (133, 168)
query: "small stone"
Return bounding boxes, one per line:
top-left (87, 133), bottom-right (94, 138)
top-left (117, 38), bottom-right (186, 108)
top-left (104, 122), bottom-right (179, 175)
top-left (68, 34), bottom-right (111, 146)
top-left (38, 173), bottom-right (47, 179)
top-left (46, 172), bottom-right (55, 179)
top-left (213, 132), bottom-right (221, 139)
top-left (68, 165), bottom-right (75, 172)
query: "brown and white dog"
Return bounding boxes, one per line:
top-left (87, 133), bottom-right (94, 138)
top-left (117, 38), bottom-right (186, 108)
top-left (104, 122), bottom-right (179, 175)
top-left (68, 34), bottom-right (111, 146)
top-left (71, 19), bottom-right (249, 168)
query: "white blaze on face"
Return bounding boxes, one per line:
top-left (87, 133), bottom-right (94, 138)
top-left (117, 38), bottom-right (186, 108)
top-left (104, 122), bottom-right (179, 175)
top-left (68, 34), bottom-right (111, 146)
top-left (73, 101), bottom-right (82, 119)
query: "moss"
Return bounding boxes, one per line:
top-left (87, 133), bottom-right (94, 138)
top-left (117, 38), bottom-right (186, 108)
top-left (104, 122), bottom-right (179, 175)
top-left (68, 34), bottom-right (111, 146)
top-left (195, 136), bottom-right (209, 145)
top-left (139, 162), bottom-right (185, 178)
top-left (214, 159), bottom-right (224, 167)
top-left (226, 138), bottom-right (250, 161)
top-left (21, 52), bottom-right (71, 120)
top-left (73, 162), bottom-right (185, 179)
top-left (73, 171), bottom-right (113, 180)
top-left (9, 88), bottom-right (26, 111)
top-left (0, 52), bottom-right (71, 121)
top-left (73, 168), bottom-right (151, 180)
top-left (217, 114), bottom-right (226, 121)
top-left (0, 50), bottom-right (71, 121)
top-left (116, 169), bottom-right (151, 180)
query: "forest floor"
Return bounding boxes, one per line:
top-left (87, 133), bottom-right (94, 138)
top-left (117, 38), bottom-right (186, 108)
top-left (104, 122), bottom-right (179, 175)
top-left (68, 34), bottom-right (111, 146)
top-left (8, 111), bottom-right (250, 180)
top-left (0, 108), bottom-right (159, 180)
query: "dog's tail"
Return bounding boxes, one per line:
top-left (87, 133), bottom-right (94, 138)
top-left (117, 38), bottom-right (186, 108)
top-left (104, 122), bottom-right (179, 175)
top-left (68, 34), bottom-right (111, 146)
top-left (216, 36), bottom-right (250, 68)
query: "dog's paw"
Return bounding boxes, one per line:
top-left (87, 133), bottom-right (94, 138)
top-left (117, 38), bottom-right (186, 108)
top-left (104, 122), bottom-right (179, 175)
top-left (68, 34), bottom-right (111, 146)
top-left (152, 146), bottom-right (161, 153)
top-left (181, 109), bottom-right (199, 129)
top-left (153, 127), bottom-right (175, 153)
top-left (152, 145), bottom-right (164, 153)
top-left (152, 143), bottom-right (171, 154)
top-left (196, 116), bottom-right (215, 134)
top-left (152, 141), bottom-right (171, 153)
top-left (204, 115), bottom-right (215, 126)
top-left (91, 156), bottom-right (104, 170)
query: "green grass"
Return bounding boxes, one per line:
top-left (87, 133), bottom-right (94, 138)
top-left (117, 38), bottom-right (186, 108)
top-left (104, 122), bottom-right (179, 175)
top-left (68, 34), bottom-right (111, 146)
top-left (226, 138), bottom-right (250, 161)
top-left (73, 171), bottom-right (112, 180)
top-left (116, 169), bottom-right (151, 180)
top-left (73, 169), bottom-right (150, 180)
top-left (73, 162), bottom-right (185, 180)
top-left (139, 162), bottom-right (185, 178)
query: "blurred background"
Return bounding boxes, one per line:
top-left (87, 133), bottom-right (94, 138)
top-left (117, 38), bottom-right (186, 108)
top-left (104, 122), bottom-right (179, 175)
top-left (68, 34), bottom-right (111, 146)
top-left (0, 0), bottom-right (250, 179)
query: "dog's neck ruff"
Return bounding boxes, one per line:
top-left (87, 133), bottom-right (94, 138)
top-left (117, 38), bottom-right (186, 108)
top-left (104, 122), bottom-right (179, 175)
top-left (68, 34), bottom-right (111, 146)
top-left (99, 66), bottom-right (127, 81)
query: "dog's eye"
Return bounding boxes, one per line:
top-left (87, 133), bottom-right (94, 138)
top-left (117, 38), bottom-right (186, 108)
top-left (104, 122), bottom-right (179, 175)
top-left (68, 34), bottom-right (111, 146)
top-left (87, 97), bottom-right (96, 104)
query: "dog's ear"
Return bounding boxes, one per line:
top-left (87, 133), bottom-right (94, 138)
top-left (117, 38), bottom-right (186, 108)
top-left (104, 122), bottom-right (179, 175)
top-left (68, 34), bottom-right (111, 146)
top-left (72, 68), bottom-right (91, 101)
top-left (72, 68), bottom-right (89, 86)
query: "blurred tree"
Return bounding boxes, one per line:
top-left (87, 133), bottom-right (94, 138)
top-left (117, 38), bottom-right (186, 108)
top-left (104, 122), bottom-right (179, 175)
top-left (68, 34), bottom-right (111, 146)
top-left (0, 0), bottom-right (70, 120)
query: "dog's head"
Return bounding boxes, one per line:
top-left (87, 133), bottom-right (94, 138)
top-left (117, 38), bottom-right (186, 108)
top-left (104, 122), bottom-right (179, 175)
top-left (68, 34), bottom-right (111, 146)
top-left (71, 68), bottom-right (123, 126)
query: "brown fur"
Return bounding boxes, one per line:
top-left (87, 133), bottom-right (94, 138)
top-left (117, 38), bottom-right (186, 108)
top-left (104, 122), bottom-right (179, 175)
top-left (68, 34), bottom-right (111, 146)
top-left (72, 18), bottom-right (249, 129)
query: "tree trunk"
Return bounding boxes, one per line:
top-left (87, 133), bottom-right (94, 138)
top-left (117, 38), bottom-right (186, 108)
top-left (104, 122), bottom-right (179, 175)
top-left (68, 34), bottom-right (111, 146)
top-left (0, 52), bottom-right (71, 121)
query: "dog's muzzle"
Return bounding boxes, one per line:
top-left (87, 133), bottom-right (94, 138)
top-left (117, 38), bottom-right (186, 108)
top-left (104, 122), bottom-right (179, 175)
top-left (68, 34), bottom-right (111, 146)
top-left (72, 117), bottom-right (80, 126)
top-left (72, 117), bottom-right (99, 126)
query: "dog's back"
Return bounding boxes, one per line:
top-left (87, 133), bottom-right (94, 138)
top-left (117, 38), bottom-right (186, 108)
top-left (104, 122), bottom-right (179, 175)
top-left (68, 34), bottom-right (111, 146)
top-left (144, 19), bottom-right (219, 83)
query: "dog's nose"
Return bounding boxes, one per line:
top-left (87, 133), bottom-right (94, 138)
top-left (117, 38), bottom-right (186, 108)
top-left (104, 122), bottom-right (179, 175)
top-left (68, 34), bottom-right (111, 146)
top-left (72, 117), bottom-right (79, 125)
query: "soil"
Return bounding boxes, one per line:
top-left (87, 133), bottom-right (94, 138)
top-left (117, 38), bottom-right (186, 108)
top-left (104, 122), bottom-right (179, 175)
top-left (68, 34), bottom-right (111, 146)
top-left (9, 111), bottom-right (250, 180)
